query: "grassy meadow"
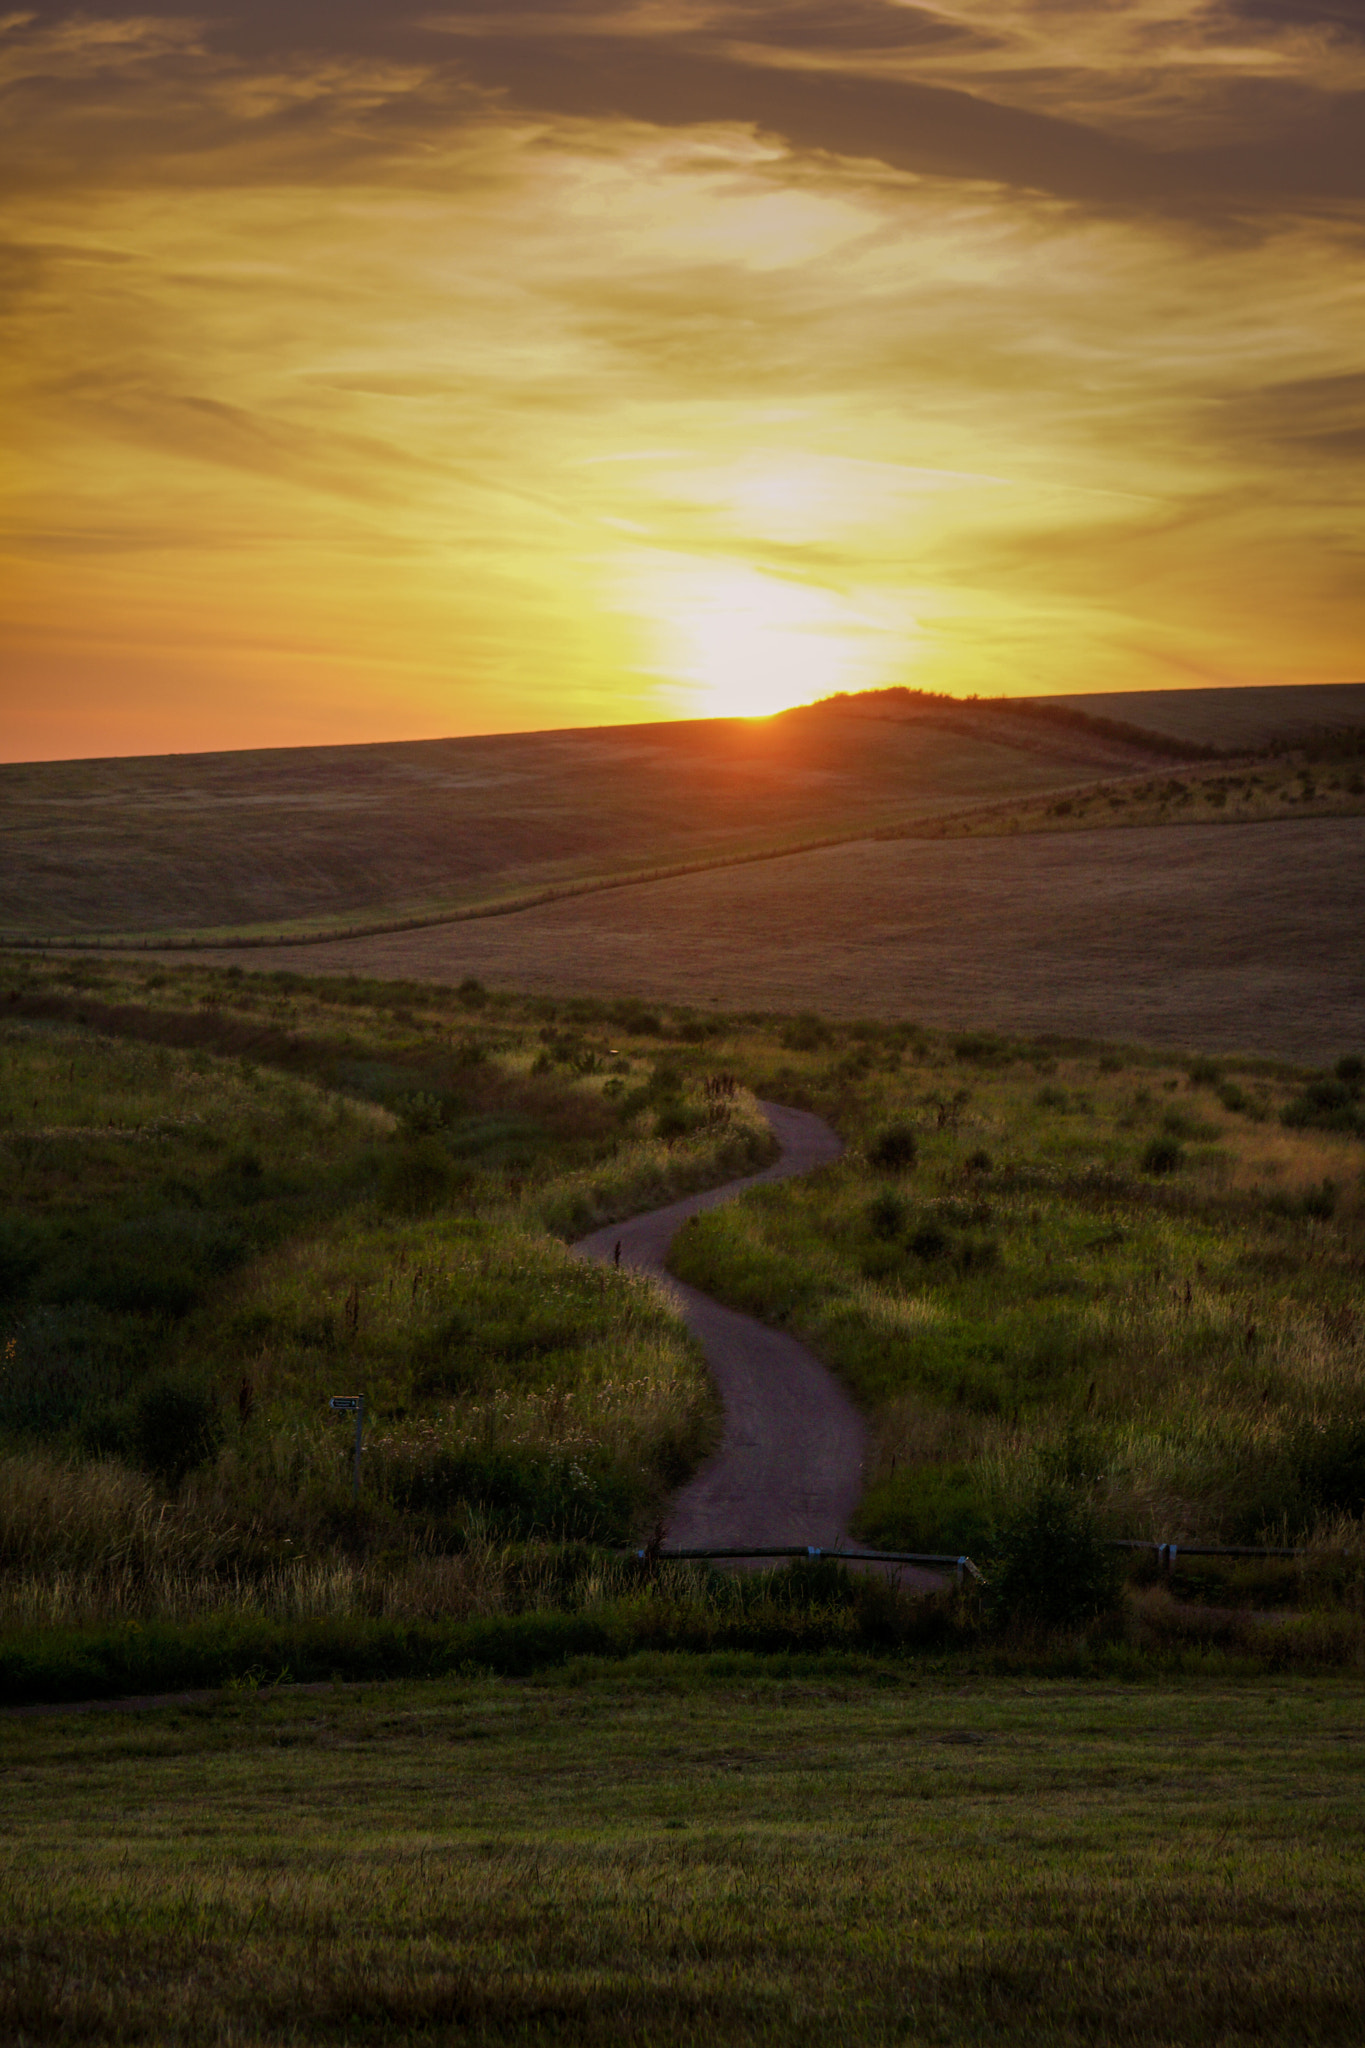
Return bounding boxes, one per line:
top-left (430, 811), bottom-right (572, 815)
top-left (0, 955), bottom-right (782, 1644)
top-left (4, 953), bottom-right (1365, 2044)
top-left (1, 947), bottom-right (1363, 1695)
top-left (5, 1662), bottom-right (1365, 2045)
top-left (669, 1023), bottom-right (1365, 1586)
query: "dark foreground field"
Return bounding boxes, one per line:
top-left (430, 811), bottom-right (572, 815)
top-left (203, 816), bottom-right (1365, 1065)
top-left (5, 1662), bottom-right (1365, 2046)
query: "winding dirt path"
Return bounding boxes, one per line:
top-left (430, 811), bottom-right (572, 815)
top-left (574, 1102), bottom-right (876, 1555)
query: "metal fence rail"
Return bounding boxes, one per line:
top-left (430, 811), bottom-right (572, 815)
top-left (1112, 1540), bottom-right (1306, 1564)
top-left (630, 1540), bottom-right (1317, 1581)
top-left (632, 1545), bottom-right (983, 1582)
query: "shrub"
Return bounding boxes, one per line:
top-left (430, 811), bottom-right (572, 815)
top-left (1281, 1079), bottom-right (1363, 1135)
top-left (1337, 1055), bottom-right (1364, 1085)
top-left (868, 1123), bottom-right (918, 1173)
top-left (953, 1034), bottom-right (1010, 1066)
top-left (780, 1012), bottom-right (831, 1053)
top-left (132, 1378), bottom-right (223, 1492)
top-left (654, 1101), bottom-right (701, 1143)
top-left (857, 1463), bottom-right (993, 1557)
top-left (0, 1217), bottom-right (44, 1303)
top-left (1187, 1056), bottom-right (1222, 1088)
top-left (378, 1137), bottom-right (465, 1214)
top-left (395, 1091), bottom-right (445, 1136)
top-left (1141, 1136), bottom-right (1183, 1175)
top-left (986, 1483), bottom-right (1121, 1632)
top-left (908, 1222), bottom-right (949, 1262)
top-left (866, 1190), bottom-right (905, 1240)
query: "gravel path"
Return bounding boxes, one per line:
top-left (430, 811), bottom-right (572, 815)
top-left (575, 1102), bottom-right (932, 1574)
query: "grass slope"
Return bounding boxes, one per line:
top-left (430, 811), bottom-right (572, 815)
top-left (3, 950), bottom-right (1363, 1673)
top-left (222, 815), bottom-right (1365, 1064)
top-left (4, 1663), bottom-right (1365, 2045)
top-left (0, 697), bottom-right (1177, 944)
top-left (667, 1025), bottom-right (1365, 1579)
top-left (0, 955), bottom-right (780, 1613)
top-left (1038, 681), bottom-right (1365, 750)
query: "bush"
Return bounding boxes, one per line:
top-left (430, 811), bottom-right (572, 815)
top-left (953, 1034), bottom-right (1010, 1066)
top-left (908, 1222), bottom-right (949, 1262)
top-left (868, 1123), bottom-right (918, 1173)
top-left (866, 1190), bottom-right (905, 1240)
top-left (1141, 1136), bottom-right (1183, 1175)
top-left (986, 1483), bottom-right (1121, 1632)
top-left (654, 1101), bottom-right (702, 1143)
top-left (132, 1378), bottom-right (223, 1491)
top-left (780, 1012), bottom-right (831, 1053)
top-left (1281, 1075), bottom-right (1362, 1134)
top-left (395, 1091), bottom-right (446, 1135)
top-left (378, 1137), bottom-right (466, 1214)
top-left (857, 1463), bottom-right (993, 1556)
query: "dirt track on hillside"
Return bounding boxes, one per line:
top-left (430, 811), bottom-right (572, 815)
top-left (204, 817), bottom-right (1365, 1063)
top-left (574, 1103), bottom-right (940, 1587)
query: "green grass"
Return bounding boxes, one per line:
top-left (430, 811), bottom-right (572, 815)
top-left (668, 1030), bottom-right (1365, 1560)
top-left (0, 958), bottom-right (776, 1575)
top-left (4, 1661), bottom-right (1365, 2043)
top-left (3, 948), bottom-right (1363, 1657)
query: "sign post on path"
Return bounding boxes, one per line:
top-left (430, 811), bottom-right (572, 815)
top-left (328, 1395), bottom-right (366, 1501)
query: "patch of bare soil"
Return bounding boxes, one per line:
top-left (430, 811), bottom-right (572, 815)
top-left (198, 816), bottom-right (1365, 1064)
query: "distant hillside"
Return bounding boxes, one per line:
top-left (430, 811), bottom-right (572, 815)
top-left (4, 680), bottom-right (1357, 948)
top-left (1035, 682), bottom-right (1365, 751)
top-left (0, 697), bottom-right (1167, 946)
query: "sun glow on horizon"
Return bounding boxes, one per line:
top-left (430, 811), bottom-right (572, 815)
top-left (1, 6), bottom-right (1362, 757)
top-left (616, 556), bottom-right (913, 720)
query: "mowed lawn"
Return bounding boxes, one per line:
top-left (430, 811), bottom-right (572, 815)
top-left (4, 1663), bottom-right (1364, 2044)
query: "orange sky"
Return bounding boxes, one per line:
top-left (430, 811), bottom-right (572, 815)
top-left (2, 2), bottom-right (1363, 759)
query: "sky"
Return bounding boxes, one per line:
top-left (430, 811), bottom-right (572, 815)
top-left (2, 2), bottom-right (1363, 759)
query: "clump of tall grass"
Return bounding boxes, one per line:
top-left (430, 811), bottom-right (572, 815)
top-left (0, 1451), bottom-right (231, 1577)
top-left (530, 1088), bottom-right (774, 1238)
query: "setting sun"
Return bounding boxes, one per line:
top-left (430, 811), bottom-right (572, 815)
top-left (619, 557), bottom-right (901, 720)
top-left (1, 5), bottom-right (1362, 756)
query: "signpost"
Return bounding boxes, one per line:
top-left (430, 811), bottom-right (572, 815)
top-left (328, 1394), bottom-right (366, 1500)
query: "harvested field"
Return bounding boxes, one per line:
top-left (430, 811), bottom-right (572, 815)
top-left (200, 816), bottom-right (1365, 1064)
top-left (1038, 680), bottom-right (1365, 751)
top-left (0, 696), bottom-right (1193, 943)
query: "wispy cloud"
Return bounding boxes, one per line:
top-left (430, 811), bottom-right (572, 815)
top-left (1, 3), bottom-right (1361, 755)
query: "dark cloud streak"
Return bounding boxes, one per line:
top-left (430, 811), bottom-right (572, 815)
top-left (13, 1), bottom-right (1365, 207)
